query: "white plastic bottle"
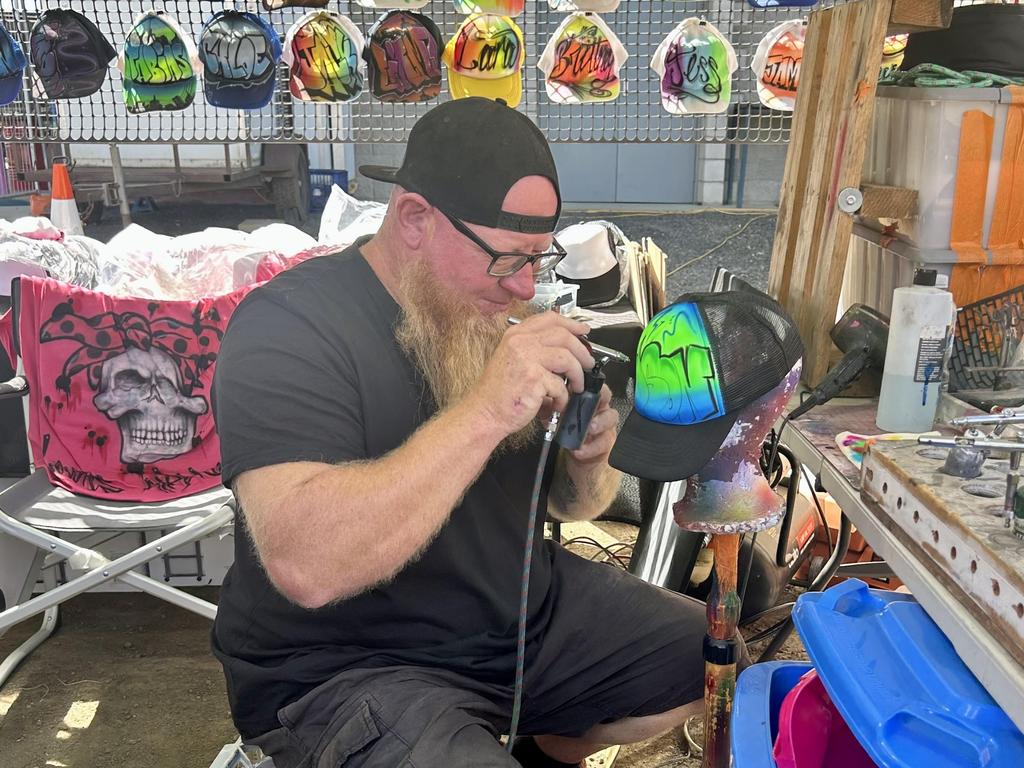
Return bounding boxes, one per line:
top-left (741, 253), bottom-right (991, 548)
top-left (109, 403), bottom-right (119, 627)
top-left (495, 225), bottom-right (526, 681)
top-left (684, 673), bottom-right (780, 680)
top-left (876, 269), bottom-right (956, 433)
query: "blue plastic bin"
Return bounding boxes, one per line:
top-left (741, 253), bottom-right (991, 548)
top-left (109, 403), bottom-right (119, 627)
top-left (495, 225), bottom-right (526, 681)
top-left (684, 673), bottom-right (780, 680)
top-left (309, 169), bottom-right (348, 212)
top-left (732, 661), bottom-right (813, 768)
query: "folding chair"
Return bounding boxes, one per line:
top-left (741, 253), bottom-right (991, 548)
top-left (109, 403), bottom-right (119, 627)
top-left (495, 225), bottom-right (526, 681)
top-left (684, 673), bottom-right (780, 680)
top-left (0, 275), bottom-right (251, 687)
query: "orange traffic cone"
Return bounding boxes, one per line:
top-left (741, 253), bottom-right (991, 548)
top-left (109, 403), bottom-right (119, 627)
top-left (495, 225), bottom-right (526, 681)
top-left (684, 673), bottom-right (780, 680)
top-left (49, 162), bottom-right (83, 236)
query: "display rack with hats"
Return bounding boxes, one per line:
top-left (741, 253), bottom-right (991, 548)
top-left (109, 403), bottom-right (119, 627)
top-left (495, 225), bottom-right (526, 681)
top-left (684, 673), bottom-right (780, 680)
top-left (651, 18), bottom-right (737, 116)
top-left (282, 10), bottom-right (365, 103)
top-left (537, 12), bottom-right (628, 105)
top-left (198, 10), bottom-right (282, 110)
top-left (29, 9), bottom-right (116, 100)
top-left (443, 13), bottom-right (525, 108)
top-left (118, 10), bottom-right (201, 114)
top-left (362, 10), bottom-right (443, 103)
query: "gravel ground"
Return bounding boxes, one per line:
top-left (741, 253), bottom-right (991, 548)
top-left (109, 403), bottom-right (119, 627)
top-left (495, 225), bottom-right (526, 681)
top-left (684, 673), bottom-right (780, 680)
top-left (1, 202), bottom-right (798, 768)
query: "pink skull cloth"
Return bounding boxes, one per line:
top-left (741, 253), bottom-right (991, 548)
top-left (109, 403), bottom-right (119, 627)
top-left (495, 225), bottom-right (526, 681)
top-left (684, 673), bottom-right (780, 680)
top-left (6, 277), bottom-right (252, 501)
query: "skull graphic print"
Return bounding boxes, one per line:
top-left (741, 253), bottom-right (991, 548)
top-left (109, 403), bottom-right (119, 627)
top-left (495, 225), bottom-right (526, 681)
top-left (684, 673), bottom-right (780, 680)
top-left (92, 345), bottom-right (208, 463)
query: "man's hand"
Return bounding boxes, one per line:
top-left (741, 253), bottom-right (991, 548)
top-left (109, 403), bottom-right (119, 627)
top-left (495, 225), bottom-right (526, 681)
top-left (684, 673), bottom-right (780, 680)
top-left (467, 312), bottom-right (594, 438)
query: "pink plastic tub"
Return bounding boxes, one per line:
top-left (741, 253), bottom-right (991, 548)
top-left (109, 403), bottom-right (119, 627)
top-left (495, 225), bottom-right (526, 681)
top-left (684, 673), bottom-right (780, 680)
top-left (773, 670), bottom-right (876, 768)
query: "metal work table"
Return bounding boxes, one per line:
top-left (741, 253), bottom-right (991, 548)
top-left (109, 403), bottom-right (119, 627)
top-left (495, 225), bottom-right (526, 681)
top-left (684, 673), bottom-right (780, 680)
top-left (781, 399), bottom-right (1024, 731)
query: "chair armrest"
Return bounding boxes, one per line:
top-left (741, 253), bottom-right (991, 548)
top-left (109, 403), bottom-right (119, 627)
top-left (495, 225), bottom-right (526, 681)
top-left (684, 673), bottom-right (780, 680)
top-left (0, 375), bottom-right (28, 400)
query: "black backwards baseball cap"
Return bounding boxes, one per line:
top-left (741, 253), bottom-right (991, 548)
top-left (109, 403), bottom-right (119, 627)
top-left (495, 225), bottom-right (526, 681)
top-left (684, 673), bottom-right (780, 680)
top-left (360, 97), bottom-right (561, 234)
top-left (30, 9), bottom-right (116, 100)
top-left (609, 290), bottom-right (804, 482)
top-left (199, 11), bottom-right (282, 110)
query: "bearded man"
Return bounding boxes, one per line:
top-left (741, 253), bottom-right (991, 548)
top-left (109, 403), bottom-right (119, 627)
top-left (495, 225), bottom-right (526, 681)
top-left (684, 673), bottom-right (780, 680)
top-left (211, 98), bottom-right (718, 768)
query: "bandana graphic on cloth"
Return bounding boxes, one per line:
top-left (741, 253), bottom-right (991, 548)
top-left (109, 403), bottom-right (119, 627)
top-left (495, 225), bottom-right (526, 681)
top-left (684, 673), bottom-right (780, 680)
top-left (537, 13), bottom-right (627, 105)
top-left (11, 277), bottom-right (251, 501)
top-left (651, 18), bottom-right (737, 115)
top-left (119, 11), bottom-right (201, 114)
top-left (751, 20), bottom-right (806, 112)
top-left (283, 11), bottom-right (365, 103)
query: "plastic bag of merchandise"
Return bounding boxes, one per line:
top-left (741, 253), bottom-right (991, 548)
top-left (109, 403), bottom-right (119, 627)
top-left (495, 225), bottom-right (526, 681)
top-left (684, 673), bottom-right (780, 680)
top-left (0, 216), bottom-right (101, 288)
top-left (318, 185), bottom-right (385, 246)
top-left (97, 226), bottom-right (280, 299)
top-left (245, 223), bottom-right (316, 256)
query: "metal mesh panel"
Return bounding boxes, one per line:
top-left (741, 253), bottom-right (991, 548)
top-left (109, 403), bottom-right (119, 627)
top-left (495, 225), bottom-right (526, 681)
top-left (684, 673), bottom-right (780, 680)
top-left (0, 0), bottom-right (982, 145)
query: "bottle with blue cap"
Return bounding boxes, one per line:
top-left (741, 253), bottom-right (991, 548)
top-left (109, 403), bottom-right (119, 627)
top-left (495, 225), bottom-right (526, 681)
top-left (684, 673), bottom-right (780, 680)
top-left (876, 268), bottom-right (956, 433)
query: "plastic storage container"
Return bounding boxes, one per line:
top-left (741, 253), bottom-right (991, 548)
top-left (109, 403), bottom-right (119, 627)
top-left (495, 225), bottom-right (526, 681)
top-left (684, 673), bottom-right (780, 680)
top-left (793, 580), bottom-right (1024, 768)
top-left (733, 661), bottom-right (814, 768)
top-left (862, 86), bottom-right (1011, 251)
top-left (841, 225), bottom-right (955, 317)
top-left (773, 669), bottom-right (875, 768)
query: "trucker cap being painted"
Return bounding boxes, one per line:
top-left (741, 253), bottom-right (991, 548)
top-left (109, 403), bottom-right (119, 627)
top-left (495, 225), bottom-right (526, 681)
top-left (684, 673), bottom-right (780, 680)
top-left (360, 97), bottom-right (560, 234)
top-left (444, 14), bottom-right (524, 108)
top-left (363, 10), bottom-right (442, 103)
top-left (538, 13), bottom-right (627, 105)
top-left (283, 11), bottom-right (364, 103)
top-left (610, 291), bottom-right (804, 482)
top-left (119, 11), bottom-right (201, 114)
top-left (30, 9), bottom-right (116, 100)
top-left (199, 10), bottom-right (282, 110)
top-left (652, 18), bottom-right (737, 116)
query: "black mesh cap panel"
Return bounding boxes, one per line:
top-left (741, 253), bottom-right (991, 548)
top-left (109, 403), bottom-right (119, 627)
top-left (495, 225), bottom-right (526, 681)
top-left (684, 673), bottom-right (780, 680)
top-left (697, 291), bottom-right (804, 415)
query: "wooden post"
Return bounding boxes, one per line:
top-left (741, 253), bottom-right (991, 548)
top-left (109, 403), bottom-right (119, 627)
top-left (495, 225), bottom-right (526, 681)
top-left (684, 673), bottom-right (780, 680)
top-left (701, 534), bottom-right (741, 768)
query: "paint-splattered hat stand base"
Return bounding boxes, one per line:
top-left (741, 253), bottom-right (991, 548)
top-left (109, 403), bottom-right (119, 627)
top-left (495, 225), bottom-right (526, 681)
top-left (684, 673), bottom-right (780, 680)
top-left (673, 362), bottom-right (801, 535)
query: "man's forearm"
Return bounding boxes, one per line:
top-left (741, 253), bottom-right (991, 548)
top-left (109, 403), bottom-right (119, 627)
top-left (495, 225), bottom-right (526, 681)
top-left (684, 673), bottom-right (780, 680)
top-left (238, 396), bottom-right (506, 608)
top-left (548, 451), bottom-right (622, 522)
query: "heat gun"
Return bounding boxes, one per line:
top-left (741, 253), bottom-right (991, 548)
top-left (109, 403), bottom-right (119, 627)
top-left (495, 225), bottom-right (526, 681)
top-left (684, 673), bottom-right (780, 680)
top-left (506, 316), bottom-right (630, 449)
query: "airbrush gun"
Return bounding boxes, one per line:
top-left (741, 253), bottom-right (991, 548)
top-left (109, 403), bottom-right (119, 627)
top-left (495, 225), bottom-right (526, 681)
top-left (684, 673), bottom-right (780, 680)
top-left (508, 316), bottom-right (631, 449)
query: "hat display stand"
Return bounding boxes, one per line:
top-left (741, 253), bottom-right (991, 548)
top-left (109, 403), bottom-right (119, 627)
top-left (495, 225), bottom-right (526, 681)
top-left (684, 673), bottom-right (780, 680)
top-left (672, 361), bottom-right (801, 768)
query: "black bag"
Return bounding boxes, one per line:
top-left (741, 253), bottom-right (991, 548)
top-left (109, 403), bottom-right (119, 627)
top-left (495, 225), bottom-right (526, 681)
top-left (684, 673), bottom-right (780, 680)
top-left (902, 4), bottom-right (1024, 79)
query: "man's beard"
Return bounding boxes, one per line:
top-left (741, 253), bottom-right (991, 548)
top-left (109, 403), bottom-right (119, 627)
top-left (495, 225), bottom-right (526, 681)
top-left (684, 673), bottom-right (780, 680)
top-left (395, 259), bottom-right (540, 454)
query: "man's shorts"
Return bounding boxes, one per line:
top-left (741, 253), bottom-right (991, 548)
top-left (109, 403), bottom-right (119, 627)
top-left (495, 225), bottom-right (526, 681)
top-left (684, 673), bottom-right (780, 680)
top-left (248, 545), bottom-right (746, 767)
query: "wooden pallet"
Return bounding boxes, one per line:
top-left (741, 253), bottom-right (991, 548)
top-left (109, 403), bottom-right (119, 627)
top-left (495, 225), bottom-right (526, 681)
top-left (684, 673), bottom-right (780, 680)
top-left (767, 0), bottom-right (952, 385)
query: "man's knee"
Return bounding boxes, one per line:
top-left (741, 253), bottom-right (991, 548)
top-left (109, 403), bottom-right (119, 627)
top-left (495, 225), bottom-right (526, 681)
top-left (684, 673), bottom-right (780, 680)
top-left (581, 699), bottom-right (703, 746)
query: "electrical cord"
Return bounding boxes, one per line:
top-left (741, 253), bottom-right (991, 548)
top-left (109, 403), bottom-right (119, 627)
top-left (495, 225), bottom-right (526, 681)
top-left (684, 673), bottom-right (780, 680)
top-left (507, 412), bottom-right (559, 752)
top-left (562, 536), bottom-right (634, 569)
top-left (665, 214), bottom-right (773, 278)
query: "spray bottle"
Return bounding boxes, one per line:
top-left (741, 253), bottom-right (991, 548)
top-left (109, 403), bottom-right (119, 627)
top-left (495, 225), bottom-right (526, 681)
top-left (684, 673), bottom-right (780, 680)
top-left (876, 269), bottom-right (956, 433)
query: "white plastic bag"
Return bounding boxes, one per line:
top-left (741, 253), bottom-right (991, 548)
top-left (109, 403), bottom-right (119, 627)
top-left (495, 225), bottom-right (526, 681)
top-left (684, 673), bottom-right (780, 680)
top-left (318, 185), bottom-right (386, 246)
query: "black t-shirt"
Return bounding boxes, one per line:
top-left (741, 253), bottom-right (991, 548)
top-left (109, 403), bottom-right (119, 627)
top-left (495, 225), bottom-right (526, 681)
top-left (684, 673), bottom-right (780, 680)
top-left (211, 243), bottom-right (555, 739)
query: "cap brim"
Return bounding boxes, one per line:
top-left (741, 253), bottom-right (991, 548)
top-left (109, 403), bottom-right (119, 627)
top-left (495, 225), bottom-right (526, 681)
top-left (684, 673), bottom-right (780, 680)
top-left (204, 72), bottom-right (276, 110)
top-left (447, 70), bottom-right (522, 109)
top-left (359, 165), bottom-right (401, 183)
top-left (558, 265), bottom-right (620, 308)
top-left (609, 408), bottom-right (738, 482)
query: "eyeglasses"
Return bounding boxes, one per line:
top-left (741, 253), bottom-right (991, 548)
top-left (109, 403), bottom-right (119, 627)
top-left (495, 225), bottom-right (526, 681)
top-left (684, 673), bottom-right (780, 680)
top-left (440, 210), bottom-right (566, 278)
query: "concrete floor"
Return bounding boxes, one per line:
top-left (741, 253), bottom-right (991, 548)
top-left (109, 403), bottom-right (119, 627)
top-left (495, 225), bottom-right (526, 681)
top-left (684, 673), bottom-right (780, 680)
top-left (0, 202), bottom-right (799, 768)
